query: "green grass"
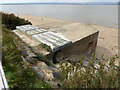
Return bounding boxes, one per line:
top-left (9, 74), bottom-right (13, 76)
top-left (39, 43), bottom-right (52, 52)
top-left (2, 27), bottom-right (50, 88)
top-left (35, 52), bottom-right (51, 66)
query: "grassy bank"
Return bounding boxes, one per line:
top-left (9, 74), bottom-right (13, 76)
top-left (2, 27), bottom-right (49, 88)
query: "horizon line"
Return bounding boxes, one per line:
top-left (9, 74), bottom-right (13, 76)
top-left (0, 2), bottom-right (119, 5)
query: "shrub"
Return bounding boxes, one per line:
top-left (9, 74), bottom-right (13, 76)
top-left (1, 12), bottom-right (32, 30)
top-left (60, 55), bottom-right (119, 88)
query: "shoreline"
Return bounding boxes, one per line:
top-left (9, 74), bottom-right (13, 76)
top-left (3, 11), bottom-right (118, 29)
top-left (3, 12), bottom-right (119, 60)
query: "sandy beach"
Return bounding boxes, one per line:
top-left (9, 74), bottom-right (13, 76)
top-left (12, 13), bottom-right (118, 60)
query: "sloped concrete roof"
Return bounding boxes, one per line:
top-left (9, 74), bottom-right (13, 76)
top-left (16, 25), bottom-right (72, 52)
top-left (47, 23), bottom-right (99, 42)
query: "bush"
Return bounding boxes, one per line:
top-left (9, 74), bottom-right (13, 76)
top-left (1, 12), bottom-right (32, 30)
top-left (60, 55), bottom-right (119, 88)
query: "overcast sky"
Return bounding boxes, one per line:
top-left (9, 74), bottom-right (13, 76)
top-left (1, 0), bottom-right (119, 4)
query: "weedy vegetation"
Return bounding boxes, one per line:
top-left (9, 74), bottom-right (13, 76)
top-left (39, 43), bottom-right (52, 52)
top-left (60, 54), bottom-right (119, 88)
top-left (2, 27), bottom-right (49, 88)
top-left (2, 12), bottom-right (50, 88)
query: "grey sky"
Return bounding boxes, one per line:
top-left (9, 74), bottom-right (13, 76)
top-left (1, 0), bottom-right (119, 4)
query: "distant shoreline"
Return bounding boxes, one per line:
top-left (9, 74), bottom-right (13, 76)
top-left (1, 2), bottom-right (119, 5)
top-left (3, 11), bottom-right (118, 29)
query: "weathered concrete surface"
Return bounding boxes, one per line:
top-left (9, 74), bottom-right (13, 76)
top-left (13, 30), bottom-right (40, 47)
top-left (48, 22), bottom-right (98, 43)
top-left (32, 61), bottom-right (60, 88)
top-left (16, 25), bottom-right (72, 52)
top-left (15, 24), bottom-right (99, 63)
top-left (36, 61), bottom-right (55, 81)
top-left (13, 30), bottom-right (50, 56)
top-left (37, 23), bottom-right (99, 62)
top-left (53, 31), bottom-right (99, 62)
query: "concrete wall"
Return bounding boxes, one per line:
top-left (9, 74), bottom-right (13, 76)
top-left (53, 31), bottom-right (99, 62)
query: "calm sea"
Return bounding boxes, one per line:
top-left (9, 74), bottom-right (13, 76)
top-left (1, 4), bottom-right (118, 28)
